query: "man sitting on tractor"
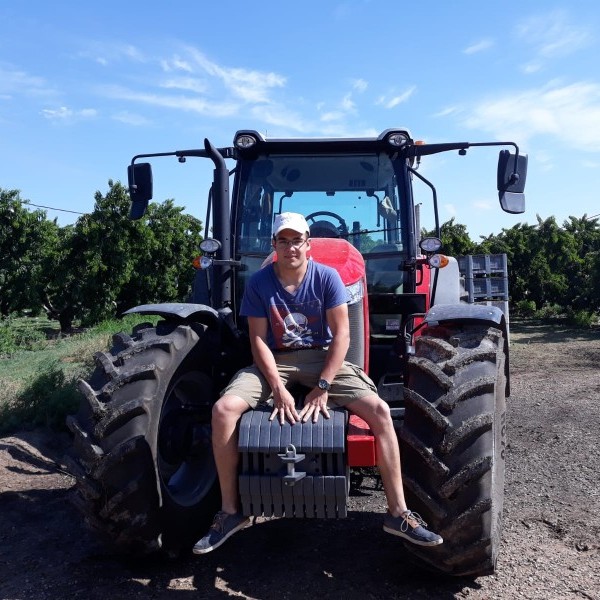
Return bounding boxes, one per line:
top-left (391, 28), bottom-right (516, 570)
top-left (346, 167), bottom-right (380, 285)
top-left (194, 212), bottom-right (443, 554)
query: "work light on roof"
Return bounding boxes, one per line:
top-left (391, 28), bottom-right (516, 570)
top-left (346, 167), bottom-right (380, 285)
top-left (235, 134), bottom-right (258, 149)
top-left (419, 237), bottom-right (442, 253)
top-left (387, 132), bottom-right (409, 147)
top-left (200, 238), bottom-right (221, 255)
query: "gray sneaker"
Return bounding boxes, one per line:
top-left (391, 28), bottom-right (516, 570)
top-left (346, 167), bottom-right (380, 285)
top-left (383, 510), bottom-right (443, 546)
top-left (193, 511), bottom-right (250, 555)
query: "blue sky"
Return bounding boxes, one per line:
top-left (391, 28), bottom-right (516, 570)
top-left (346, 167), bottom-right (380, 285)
top-left (1, 1), bottom-right (599, 240)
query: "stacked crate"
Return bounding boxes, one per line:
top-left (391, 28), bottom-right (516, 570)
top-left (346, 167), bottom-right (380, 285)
top-left (457, 254), bottom-right (509, 322)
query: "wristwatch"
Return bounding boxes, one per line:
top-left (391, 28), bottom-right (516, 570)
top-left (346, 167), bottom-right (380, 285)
top-left (317, 378), bottom-right (331, 391)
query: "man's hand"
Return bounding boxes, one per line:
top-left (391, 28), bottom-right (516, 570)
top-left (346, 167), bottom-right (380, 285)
top-left (298, 387), bottom-right (331, 423)
top-left (269, 387), bottom-right (300, 425)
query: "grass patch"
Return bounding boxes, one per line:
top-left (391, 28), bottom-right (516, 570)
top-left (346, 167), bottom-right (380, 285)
top-left (0, 315), bottom-right (55, 356)
top-left (0, 314), bottom-right (158, 435)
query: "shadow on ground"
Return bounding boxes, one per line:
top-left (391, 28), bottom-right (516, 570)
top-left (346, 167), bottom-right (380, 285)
top-left (510, 321), bottom-right (599, 345)
top-left (0, 431), bottom-right (481, 600)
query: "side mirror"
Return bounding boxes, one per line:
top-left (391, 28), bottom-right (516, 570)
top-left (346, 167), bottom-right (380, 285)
top-left (497, 150), bottom-right (527, 214)
top-left (127, 162), bottom-right (153, 219)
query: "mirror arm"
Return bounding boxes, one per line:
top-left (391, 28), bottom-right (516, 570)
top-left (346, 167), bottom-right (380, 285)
top-left (407, 141), bottom-right (521, 182)
top-left (408, 166), bottom-right (439, 239)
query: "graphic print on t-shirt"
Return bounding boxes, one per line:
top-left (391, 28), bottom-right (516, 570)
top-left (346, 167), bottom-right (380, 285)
top-left (270, 299), bottom-right (324, 349)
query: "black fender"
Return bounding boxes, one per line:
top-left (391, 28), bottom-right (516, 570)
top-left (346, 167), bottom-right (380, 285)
top-left (123, 303), bottom-right (220, 328)
top-left (123, 303), bottom-right (250, 378)
top-left (422, 303), bottom-right (511, 395)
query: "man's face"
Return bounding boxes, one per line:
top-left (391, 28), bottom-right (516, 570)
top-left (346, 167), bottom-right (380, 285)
top-left (273, 228), bottom-right (310, 268)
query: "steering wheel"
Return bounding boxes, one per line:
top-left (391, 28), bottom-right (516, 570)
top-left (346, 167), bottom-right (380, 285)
top-left (305, 211), bottom-right (349, 237)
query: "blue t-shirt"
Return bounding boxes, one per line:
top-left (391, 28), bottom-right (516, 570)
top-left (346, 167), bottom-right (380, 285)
top-left (241, 260), bottom-right (348, 351)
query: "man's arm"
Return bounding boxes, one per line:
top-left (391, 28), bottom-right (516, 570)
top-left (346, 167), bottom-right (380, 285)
top-left (247, 316), bottom-right (299, 424)
top-left (299, 302), bottom-right (350, 423)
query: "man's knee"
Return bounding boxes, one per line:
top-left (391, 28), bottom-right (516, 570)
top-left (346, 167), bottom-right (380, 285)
top-left (370, 396), bottom-right (392, 426)
top-left (212, 394), bottom-right (249, 425)
top-left (350, 394), bottom-right (392, 428)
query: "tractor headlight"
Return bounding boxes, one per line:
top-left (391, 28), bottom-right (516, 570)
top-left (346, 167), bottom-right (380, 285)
top-left (419, 237), bottom-right (442, 254)
top-left (235, 134), bottom-right (258, 149)
top-left (200, 256), bottom-right (213, 269)
top-left (199, 238), bottom-right (221, 255)
top-left (387, 132), bottom-right (409, 147)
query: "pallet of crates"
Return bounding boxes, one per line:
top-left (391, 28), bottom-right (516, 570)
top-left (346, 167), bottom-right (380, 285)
top-left (458, 254), bottom-right (510, 331)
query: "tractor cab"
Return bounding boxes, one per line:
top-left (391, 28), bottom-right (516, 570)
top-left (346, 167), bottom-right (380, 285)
top-left (230, 130), bottom-right (417, 390)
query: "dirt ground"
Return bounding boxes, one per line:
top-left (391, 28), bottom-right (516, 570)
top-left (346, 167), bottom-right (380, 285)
top-left (1, 323), bottom-right (599, 600)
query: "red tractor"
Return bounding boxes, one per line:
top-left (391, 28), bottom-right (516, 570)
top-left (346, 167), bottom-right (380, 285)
top-left (67, 129), bottom-right (527, 576)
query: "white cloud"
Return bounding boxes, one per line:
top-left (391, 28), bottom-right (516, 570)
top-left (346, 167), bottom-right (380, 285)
top-left (160, 77), bottom-right (208, 94)
top-left (123, 45), bottom-right (145, 62)
top-left (250, 104), bottom-right (311, 134)
top-left (87, 43), bottom-right (283, 109)
top-left (318, 88), bottom-right (360, 124)
top-left (376, 86), bottom-right (416, 109)
top-left (96, 46), bottom-right (291, 124)
top-left (101, 85), bottom-right (240, 118)
top-left (521, 61), bottom-right (542, 75)
top-left (352, 78), bottom-right (368, 93)
top-left (473, 200), bottom-right (494, 211)
top-left (444, 203), bottom-right (457, 217)
top-left (112, 111), bottom-right (151, 126)
top-left (433, 106), bottom-right (460, 118)
top-left (341, 93), bottom-right (355, 112)
top-left (321, 111), bottom-right (345, 123)
top-left (463, 38), bottom-right (494, 55)
top-left (535, 151), bottom-right (554, 172)
top-left (462, 81), bottom-right (600, 152)
top-left (160, 55), bottom-right (193, 73)
top-left (81, 43), bottom-right (146, 66)
top-left (516, 10), bottom-right (592, 71)
top-left (0, 63), bottom-right (54, 97)
top-left (41, 106), bottom-right (97, 122)
top-left (185, 47), bottom-right (286, 104)
top-left (582, 160), bottom-right (600, 168)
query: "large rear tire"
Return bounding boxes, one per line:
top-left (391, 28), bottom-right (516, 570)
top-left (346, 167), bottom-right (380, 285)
top-left (399, 324), bottom-right (507, 576)
top-left (65, 320), bottom-right (221, 555)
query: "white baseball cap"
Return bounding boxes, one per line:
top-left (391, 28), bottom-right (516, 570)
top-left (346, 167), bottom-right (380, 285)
top-left (273, 212), bottom-right (310, 237)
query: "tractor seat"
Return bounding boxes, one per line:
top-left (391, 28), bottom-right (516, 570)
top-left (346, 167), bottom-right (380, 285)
top-left (310, 220), bottom-right (340, 238)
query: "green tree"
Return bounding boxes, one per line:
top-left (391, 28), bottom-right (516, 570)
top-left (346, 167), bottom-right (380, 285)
top-left (422, 218), bottom-right (476, 257)
top-left (44, 181), bottom-right (203, 330)
top-left (118, 198), bottom-right (203, 314)
top-left (479, 214), bottom-right (599, 313)
top-left (589, 250), bottom-right (600, 311)
top-left (531, 216), bottom-right (578, 307)
top-left (0, 188), bottom-right (60, 316)
top-left (478, 222), bottom-right (538, 306)
top-left (562, 215), bottom-right (600, 311)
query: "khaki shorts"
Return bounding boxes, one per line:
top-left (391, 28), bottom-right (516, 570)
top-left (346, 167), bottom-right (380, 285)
top-left (221, 348), bottom-right (377, 409)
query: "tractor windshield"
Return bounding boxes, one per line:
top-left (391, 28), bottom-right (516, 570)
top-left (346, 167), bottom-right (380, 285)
top-left (234, 152), bottom-right (411, 294)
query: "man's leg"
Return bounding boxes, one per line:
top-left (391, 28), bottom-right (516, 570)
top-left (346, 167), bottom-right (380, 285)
top-left (345, 394), bottom-right (406, 515)
top-left (193, 394), bottom-right (250, 555)
top-left (346, 394), bottom-right (443, 546)
top-left (211, 394), bottom-right (250, 514)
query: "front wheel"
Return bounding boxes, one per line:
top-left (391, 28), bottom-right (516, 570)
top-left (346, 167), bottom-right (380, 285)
top-left (399, 324), bottom-right (507, 576)
top-left (66, 320), bottom-right (221, 555)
